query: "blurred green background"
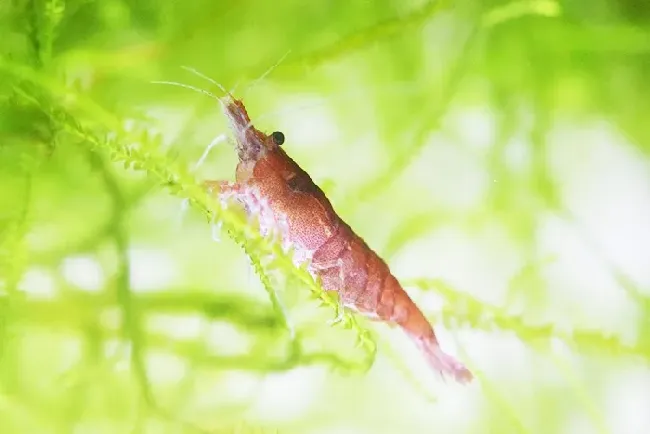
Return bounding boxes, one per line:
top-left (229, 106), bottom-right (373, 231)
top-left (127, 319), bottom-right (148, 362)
top-left (1, 0), bottom-right (650, 433)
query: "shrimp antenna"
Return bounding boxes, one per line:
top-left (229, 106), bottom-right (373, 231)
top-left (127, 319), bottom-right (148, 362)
top-left (150, 80), bottom-right (223, 105)
top-left (179, 66), bottom-right (231, 96)
top-left (241, 50), bottom-right (292, 99)
top-left (237, 50), bottom-right (293, 134)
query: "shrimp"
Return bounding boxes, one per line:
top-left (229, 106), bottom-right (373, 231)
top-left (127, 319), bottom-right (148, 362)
top-left (203, 93), bottom-right (473, 384)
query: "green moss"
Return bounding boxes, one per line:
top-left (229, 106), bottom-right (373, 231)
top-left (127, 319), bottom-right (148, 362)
top-left (1, 0), bottom-right (649, 432)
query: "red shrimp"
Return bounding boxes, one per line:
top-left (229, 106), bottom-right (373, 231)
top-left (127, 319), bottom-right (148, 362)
top-left (203, 94), bottom-right (473, 384)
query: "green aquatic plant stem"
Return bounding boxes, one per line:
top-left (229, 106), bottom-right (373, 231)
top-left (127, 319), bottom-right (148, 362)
top-left (0, 57), bottom-right (377, 371)
top-left (408, 278), bottom-right (650, 361)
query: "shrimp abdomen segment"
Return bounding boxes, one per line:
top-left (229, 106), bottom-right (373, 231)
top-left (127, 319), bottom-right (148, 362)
top-left (311, 224), bottom-right (381, 309)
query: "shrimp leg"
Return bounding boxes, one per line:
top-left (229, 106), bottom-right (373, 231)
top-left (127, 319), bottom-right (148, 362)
top-left (192, 133), bottom-right (230, 172)
top-left (203, 179), bottom-right (241, 204)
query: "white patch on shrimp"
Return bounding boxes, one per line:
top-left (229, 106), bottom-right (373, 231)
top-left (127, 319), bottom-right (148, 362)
top-left (233, 185), bottom-right (314, 269)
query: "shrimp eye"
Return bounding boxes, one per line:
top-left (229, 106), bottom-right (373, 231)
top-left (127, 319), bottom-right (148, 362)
top-left (271, 131), bottom-right (285, 146)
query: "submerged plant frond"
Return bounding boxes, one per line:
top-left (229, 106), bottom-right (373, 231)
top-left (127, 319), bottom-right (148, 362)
top-left (0, 58), bottom-right (377, 372)
top-left (407, 278), bottom-right (650, 362)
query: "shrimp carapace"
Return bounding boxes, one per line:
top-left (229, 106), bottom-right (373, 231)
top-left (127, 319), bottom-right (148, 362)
top-left (207, 93), bottom-right (473, 384)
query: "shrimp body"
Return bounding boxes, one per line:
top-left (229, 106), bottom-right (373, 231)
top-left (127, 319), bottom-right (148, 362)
top-left (206, 96), bottom-right (472, 383)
